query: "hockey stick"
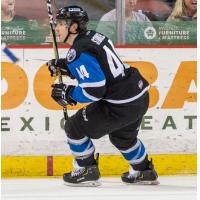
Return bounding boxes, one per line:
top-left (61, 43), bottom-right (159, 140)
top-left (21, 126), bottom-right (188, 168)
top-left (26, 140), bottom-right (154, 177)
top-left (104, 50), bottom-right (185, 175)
top-left (46, 0), bottom-right (68, 120)
top-left (2, 43), bottom-right (19, 63)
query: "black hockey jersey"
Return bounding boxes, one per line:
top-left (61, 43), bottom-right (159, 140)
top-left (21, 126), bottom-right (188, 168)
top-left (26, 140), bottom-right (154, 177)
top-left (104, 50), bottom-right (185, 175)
top-left (66, 30), bottom-right (149, 104)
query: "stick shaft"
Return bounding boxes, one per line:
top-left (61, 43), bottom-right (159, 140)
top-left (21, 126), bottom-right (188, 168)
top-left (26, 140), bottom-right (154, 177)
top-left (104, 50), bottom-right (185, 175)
top-left (46, 0), bottom-right (68, 120)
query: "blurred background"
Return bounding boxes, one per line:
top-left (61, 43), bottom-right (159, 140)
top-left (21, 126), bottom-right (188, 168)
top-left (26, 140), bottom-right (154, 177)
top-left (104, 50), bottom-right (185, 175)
top-left (1, 0), bottom-right (197, 45)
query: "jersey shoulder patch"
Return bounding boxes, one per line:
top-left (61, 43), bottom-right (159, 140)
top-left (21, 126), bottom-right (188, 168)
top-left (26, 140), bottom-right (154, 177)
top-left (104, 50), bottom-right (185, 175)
top-left (91, 33), bottom-right (105, 45)
top-left (67, 48), bottom-right (76, 62)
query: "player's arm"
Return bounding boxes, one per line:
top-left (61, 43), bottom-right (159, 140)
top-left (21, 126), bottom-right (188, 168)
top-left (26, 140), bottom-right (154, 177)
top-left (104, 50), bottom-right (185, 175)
top-left (67, 52), bottom-right (106, 103)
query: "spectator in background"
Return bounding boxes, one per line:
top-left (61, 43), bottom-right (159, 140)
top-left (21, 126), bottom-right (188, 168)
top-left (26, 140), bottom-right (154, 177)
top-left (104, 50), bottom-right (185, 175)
top-left (136, 0), bottom-right (173, 20)
top-left (96, 0), bottom-right (153, 44)
top-left (165, 0), bottom-right (176, 8)
top-left (1, 0), bottom-right (28, 22)
top-left (1, 0), bottom-right (50, 45)
top-left (167, 0), bottom-right (197, 21)
top-left (97, 0), bottom-right (150, 23)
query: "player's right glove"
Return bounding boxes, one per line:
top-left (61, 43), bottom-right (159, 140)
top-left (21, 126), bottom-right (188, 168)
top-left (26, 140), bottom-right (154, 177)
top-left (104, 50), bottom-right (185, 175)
top-left (47, 59), bottom-right (74, 78)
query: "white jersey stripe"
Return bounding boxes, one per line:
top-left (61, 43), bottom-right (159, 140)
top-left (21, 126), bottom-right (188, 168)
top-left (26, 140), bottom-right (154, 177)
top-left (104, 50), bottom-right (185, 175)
top-left (104, 85), bottom-right (150, 104)
top-left (82, 89), bottom-right (101, 101)
top-left (79, 80), bottom-right (106, 88)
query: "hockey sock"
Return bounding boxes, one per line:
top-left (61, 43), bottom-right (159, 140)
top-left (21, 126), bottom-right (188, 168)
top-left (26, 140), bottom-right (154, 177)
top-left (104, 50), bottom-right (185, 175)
top-left (120, 139), bottom-right (149, 171)
top-left (67, 136), bottom-right (95, 167)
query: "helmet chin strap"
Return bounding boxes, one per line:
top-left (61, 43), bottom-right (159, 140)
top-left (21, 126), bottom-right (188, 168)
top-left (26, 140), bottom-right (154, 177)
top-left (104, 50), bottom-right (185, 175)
top-left (63, 21), bottom-right (78, 43)
top-left (63, 30), bottom-right (71, 43)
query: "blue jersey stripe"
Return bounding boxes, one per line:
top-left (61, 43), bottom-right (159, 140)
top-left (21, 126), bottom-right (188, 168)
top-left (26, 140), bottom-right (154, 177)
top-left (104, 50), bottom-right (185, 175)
top-left (71, 86), bottom-right (96, 103)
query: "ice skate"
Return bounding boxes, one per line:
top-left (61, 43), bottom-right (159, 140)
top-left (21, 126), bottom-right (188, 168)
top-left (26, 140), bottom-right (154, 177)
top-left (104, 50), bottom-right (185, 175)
top-left (63, 153), bottom-right (101, 187)
top-left (121, 159), bottom-right (159, 185)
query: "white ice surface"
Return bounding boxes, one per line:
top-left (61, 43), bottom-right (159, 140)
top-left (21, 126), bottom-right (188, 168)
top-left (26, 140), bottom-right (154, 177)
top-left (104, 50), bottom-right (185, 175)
top-left (1, 176), bottom-right (196, 200)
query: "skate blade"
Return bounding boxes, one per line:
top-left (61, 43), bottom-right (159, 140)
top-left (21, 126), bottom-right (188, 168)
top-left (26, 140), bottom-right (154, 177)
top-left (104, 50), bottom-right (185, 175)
top-left (125, 180), bottom-right (160, 185)
top-left (64, 180), bottom-right (101, 187)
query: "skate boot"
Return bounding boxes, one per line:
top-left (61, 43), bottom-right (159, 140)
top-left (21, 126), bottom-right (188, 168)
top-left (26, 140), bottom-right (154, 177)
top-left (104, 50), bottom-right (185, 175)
top-left (63, 153), bottom-right (101, 187)
top-left (121, 158), bottom-right (159, 185)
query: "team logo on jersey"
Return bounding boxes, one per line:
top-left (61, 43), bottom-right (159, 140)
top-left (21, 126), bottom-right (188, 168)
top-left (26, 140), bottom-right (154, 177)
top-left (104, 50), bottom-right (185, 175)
top-left (138, 80), bottom-right (143, 89)
top-left (67, 49), bottom-right (76, 62)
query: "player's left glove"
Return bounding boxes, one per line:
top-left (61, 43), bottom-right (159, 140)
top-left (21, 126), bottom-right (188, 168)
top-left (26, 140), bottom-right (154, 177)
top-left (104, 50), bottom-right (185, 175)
top-left (47, 59), bottom-right (74, 79)
top-left (51, 83), bottom-right (77, 107)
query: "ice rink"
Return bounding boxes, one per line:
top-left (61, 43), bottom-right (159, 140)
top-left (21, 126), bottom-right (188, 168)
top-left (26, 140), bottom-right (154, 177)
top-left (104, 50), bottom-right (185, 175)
top-left (1, 175), bottom-right (196, 200)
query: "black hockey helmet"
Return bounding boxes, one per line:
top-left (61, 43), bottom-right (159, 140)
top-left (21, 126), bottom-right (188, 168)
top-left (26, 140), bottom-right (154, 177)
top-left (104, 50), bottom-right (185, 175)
top-left (56, 5), bottom-right (89, 33)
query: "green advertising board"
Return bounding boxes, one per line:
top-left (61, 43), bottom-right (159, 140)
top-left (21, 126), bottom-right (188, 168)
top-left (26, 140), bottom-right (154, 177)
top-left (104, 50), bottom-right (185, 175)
top-left (1, 20), bottom-right (50, 45)
top-left (1, 20), bottom-right (197, 45)
top-left (96, 21), bottom-right (197, 45)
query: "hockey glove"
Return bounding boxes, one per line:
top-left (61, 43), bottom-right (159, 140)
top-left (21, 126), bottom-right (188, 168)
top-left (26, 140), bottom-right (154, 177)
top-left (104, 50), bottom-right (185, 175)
top-left (47, 59), bottom-right (74, 78)
top-left (51, 83), bottom-right (77, 107)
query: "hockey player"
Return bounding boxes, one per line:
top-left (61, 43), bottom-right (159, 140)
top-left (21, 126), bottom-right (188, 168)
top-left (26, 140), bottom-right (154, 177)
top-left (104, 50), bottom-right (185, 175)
top-left (47, 5), bottom-right (159, 187)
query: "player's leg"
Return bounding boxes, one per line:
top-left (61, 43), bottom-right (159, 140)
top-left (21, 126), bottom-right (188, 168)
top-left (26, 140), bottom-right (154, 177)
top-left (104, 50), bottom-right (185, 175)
top-left (63, 101), bottom-right (111, 186)
top-left (109, 119), bottom-right (159, 185)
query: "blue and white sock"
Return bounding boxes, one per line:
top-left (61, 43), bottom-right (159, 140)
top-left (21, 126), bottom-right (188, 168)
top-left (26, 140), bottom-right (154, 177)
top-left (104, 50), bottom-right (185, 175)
top-left (67, 136), bottom-right (95, 157)
top-left (120, 139), bottom-right (147, 165)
